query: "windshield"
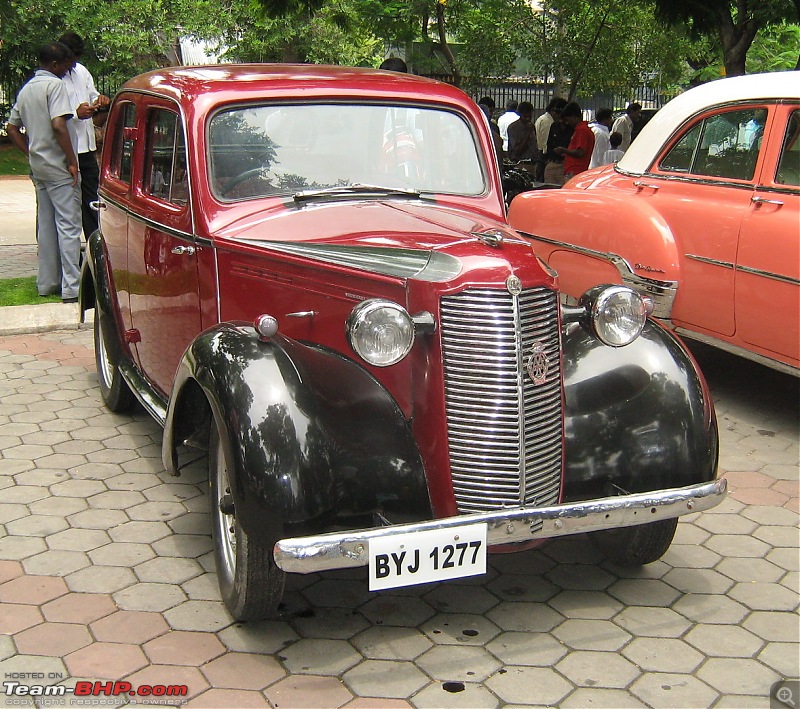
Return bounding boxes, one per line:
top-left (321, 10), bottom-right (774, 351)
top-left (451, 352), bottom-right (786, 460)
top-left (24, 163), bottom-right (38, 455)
top-left (208, 103), bottom-right (486, 201)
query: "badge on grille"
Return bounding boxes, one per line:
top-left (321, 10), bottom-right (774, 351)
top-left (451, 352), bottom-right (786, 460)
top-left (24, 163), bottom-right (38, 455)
top-left (506, 275), bottom-right (522, 295)
top-left (526, 342), bottom-right (550, 385)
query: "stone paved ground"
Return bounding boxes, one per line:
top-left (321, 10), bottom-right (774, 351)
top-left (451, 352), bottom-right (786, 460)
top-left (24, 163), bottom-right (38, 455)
top-left (0, 329), bottom-right (797, 709)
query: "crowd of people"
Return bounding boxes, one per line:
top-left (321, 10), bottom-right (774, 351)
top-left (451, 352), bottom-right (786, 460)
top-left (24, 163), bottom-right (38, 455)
top-left (5, 34), bottom-right (110, 304)
top-left (480, 94), bottom-right (643, 186)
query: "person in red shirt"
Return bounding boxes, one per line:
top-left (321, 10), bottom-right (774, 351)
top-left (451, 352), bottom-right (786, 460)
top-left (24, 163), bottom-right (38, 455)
top-left (555, 102), bottom-right (595, 181)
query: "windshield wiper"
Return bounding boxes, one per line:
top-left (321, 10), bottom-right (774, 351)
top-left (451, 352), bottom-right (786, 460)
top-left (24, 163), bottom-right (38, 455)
top-left (293, 183), bottom-right (424, 202)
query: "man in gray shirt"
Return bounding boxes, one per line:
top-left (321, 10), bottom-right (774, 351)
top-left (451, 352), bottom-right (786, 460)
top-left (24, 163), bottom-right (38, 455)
top-left (6, 42), bottom-right (82, 303)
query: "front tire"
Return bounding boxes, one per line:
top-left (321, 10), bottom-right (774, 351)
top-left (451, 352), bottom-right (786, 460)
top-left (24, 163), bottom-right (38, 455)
top-left (209, 421), bottom-right (285, 620)
top-left (94, 307), bottom-right (135, 412)
top-left (589, 518), bottom-right (678, 566)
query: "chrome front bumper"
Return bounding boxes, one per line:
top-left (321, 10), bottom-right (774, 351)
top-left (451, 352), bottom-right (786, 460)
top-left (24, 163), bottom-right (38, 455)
top-left (273, 478), bottom-right (727, 574)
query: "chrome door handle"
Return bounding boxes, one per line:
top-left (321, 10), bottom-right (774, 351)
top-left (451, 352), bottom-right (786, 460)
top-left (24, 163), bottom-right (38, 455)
top-left (89, 200), bottom-right (107, 211)
top-left (171, 245), bottom-right (196, 255)
top-left (751, 196), bottom-right (784, 206)
top-left (633, 181), bottom-right (660, 191)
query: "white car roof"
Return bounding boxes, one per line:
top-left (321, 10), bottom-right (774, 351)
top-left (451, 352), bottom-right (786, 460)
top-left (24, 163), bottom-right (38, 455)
top-left (617, 71), bottom-right (800, 174)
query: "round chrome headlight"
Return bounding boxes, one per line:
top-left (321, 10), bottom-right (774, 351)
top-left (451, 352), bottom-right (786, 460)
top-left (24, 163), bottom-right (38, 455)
top-left (582, 285), bottom-right (647, 347)
top-left (346, 299), bottom-right (415, 366)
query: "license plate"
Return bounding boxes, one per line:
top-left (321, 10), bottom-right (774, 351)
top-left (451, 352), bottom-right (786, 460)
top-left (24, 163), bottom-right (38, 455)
top-left (368, 523), bottom-right (487, 591)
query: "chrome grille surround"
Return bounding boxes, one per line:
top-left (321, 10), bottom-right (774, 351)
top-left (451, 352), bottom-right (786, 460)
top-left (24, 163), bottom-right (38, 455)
top-left (440, 287), bottom-right (564, 513)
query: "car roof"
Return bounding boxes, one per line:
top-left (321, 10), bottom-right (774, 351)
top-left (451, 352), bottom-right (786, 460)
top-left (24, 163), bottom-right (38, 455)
top-left (117, 63), bottom-right (471, 108)
top-left (618, 71), bottom-right (800, 174)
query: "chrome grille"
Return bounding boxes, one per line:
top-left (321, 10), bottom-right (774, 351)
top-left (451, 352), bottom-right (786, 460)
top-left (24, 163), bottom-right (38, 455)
top-left (440, 287), bottom-right (563, 513)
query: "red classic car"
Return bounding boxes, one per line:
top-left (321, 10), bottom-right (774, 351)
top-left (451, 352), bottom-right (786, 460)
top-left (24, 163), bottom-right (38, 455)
top-left (80, 65), bottom-right (724, 620)
top-left (508, 72), bottom-right (800, 376)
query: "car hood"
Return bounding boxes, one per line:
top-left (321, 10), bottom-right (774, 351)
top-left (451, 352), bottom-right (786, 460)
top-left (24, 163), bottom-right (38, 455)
top-left (214, 199), bottom-right (533, 283)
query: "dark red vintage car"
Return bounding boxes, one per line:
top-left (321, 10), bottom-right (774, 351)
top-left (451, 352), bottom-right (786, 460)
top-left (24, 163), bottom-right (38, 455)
top-left (80, 65), bottom-right (724, 620)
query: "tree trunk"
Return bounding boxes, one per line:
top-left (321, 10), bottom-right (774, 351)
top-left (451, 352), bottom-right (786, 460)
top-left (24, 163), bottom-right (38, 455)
top-left (435, 1), bottom-right (461, 86)
top-left (717, 4), bottom-right (759, 76)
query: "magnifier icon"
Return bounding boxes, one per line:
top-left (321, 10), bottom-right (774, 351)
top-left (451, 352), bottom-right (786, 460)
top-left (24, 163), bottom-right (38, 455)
top-left (778, 687), bottom-right (796, 707)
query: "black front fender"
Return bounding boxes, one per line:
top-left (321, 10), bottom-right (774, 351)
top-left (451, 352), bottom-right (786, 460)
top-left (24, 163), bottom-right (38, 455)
top-left (561, 320), bottom-right (719, 499)
top-left (163, 324), bottom-right (429, 540)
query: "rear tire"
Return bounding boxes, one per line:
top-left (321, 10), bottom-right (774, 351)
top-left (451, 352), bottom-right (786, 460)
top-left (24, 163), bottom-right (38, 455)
top-left (209, 421), bottom-right (285, 620)
top-left (94, 307), bottom-right (135, 412)
top-left (589, 518), bottom-right (678, 566)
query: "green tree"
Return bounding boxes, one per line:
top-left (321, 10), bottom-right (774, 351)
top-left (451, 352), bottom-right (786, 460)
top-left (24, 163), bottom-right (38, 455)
top-left (650, 0), bottom-right (799, 76)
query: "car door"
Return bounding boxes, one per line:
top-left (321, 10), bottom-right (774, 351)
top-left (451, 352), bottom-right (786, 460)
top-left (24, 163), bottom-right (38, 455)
top-left (629, 105), bottom-right (771, 338)
top-left (736, 105), bottom-right (800, 365)
top-left (126, 102), bottom-right (201, 396)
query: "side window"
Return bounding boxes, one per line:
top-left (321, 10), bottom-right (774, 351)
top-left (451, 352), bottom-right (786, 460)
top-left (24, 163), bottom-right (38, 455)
top-left (660, 108), bottom-right (767, 181)
top-left (776, 110), bottom-right (800, 187)
top-left (112, 102), bottom-right (136, 183)
top-left (144, 109), bottom-right (189, 206)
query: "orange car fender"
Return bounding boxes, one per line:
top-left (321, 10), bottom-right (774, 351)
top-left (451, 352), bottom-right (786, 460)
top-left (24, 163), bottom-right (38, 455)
top-left (508, 190), bottom-right (680, 310)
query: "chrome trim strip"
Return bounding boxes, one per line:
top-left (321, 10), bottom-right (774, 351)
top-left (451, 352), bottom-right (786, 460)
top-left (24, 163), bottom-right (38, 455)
top-left (511, 291), bottom-right (526, 506)
top-left (274, 479), bottom-right (728, 573)
top-left (676, 329), bottom-right (800, 378)
top-left (119, 362), bottom-right (167, 426)
top-left (101, 195), bottom-right (196, 242)
top-left (250, 241), bottom-right (462, 282)
top-left (685, 254), bottom-right (734, 270)
top-left (520, 232), bottom-right (678, 318)
top-left (735, 265), bottom-right (800, 287)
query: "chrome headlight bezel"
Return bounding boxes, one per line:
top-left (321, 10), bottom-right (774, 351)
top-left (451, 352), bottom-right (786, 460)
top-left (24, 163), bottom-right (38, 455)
top-left (346, 299), bottom-right (415, 367)
top-left (581, 284), bottom-right (648, 347)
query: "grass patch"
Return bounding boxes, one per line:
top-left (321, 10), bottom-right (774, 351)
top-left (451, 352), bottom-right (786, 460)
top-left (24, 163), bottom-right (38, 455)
top-left (0, 144), bottom-right (30, 176)
top-left (0, 277), bottom-right (62, 306)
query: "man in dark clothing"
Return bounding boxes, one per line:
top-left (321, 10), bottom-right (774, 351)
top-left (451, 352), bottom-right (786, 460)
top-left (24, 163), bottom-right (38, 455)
top-left (543, 114), bottom-right (573, 186)
top-left (507, 101), bottom-right (539, 163)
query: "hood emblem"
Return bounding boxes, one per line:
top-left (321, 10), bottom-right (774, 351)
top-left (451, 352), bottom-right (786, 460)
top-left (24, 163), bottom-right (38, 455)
top-left (506, 275), bottom-right (522, 295)
top-left (471, 229), bottom-right (504, 248)
top-left (526, 342), bottom-right (550, 385)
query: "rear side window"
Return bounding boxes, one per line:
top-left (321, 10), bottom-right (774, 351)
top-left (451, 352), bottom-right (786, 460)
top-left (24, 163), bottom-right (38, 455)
top-left (660, 107), bottom-right (767, 181)
top-left (776, 110), bottom-right (800, 187)
top-left (144, 109), bottom-right (189, 206)
top-left (111, 102), bottom-right (137, 183)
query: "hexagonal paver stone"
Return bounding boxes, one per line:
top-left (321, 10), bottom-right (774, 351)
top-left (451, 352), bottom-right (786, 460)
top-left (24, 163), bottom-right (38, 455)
top-left (546, 564), bottom-right (617, 591)
top-left (607, 578), bottom-right (681, 607)
top-left (743, 611), bottom-right (800, 643)
top-left (14, 621), bottom-right (92, 656)
top-left (126, 501), bottom-right (187, 521)
top-left (351, 626), bottom-right (432, 661)
top-left (411, 680), bottom-right (499, 709)
top-left (423, 583), bottom-right (500, 615)
top-left (342, 659), bottom-right (428, 699)
top-left (109, 520), bottom-right (172, 544)
top-left (41, 593), bottom-right (117, 624)
top-left (161, 599), bottom-right (231, 633)
top-left (124, 664), bottom-right (210, 701)
top-left (359, 595), bottom-right (437, 627)
top-left (661, 544), bottom-right (722, 569)
top-left (671, 593), bottom-right (749, 625)
top-left (704, 534), bottom-right (771, 558)
top-left (486, 572), bottom-right (560, 603)
top-left (90, 609), bottom-right (170, 644)
top-left (0, 574), bottom-right (68, 604)
top-left (151, 534), bottom-right (213, 559)
top-left (6, 514), bottom-right (69, 537)
top-left (265, 674), bottom-right (353, 708)
top-left (663, 568), bottom-right (734, 595)
top-left (716, 557), bottom-right (785, 584)
top-left (630, 672), bottom-right (718, 708)
top-left (279, 638), bottom-right (362, 676)
top-left (729, 582), bottom-right (799, 611)
top-left (65, 642), bottom-right (148, 679)
top-left (759, 642), bottom-right (800, 679)
top-left (613, 606), bottom-right (691, 638)
top-left (134, 556), bottom-right (203, 584)
top-left (556, 650), bottom-right (640, 689)
top-left (622, 637), bottom-right (704, 673)
top-left (217, 620), bottom-right (299, 655)
top-left (0, 535), bottom-right (47, 560)
top-left (548, 590), bottom-right (623, 620)
top-left (89, 542), bottom-right (156, 567)
top-left (419, 612), bottom-right (503, 646)
top-left (485, 665), bottom-right (572, 706)
top-left (46, 528), bottom-right (111, 552)
top-left (697, 657), bottom-right (781, 695)
top-left (416, 645), bottom-right (501, 683)
top-left (65, 565), bottom-right (137, 594)
top-left (486, 601), bottom-right (562, 634)
top-left (486, 630), bottom-right (568, 667)
top-left (300, 578), bottom-right (373, 610)
top-left (685, 624), bottom-right (765, 658)
top-left (291, 606), bottom-right (369, 640)
top-left (113, 582), bottom-right (187, 613)
top-left (67, 508), bottom-right (129, 530)
top-left (0, 603), bottom-right (44, 635)
top-left (201, 652), bottom-right (285, 690)
top-left (23, 550), bottom-right (90, 576)
top-left (0, 655), bottom-right (67, 685)
top-left (552, 618), bottom-right (632, 652)
top-left (561, 688), bottom-right (648, 708)
top-left (144, 630), bottom-right (225, 666)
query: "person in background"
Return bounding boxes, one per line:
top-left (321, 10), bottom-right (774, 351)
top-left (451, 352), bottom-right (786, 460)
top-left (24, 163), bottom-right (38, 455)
top-left (555, 101), bottom-right (594, 181)
top-left (534, 97), bottom-right (566, 180)
top-left (6, 42), bottom-right (82, 303)
top-left (379, 57), bottom-right (407, 73)
top-left (611, 102), bottom-right (642, 152)
top-left (543, 112), bottom-right (573, 186)
top-left (478, 97), bottom-right (503, 167)
top-left (603, 131), bottom-right (625, 164)
top-left (507, 101), bottom-right (539, 164)
top-left (497, 100), bottom-right (519, 154)
top-left (588, 107), bottom-right (613, 169)
top-left (58, 32), bottom-right (110, 240)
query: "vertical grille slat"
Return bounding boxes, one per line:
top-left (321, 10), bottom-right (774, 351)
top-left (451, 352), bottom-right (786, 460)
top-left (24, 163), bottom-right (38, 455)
top-left (441, 286), bottom-right (564, 513)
